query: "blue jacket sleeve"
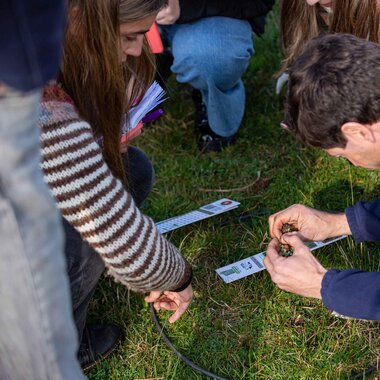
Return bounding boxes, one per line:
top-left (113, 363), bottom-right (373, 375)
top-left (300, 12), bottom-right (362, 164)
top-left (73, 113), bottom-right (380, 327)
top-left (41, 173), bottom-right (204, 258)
top-left (0, 1), bottom-right (65, 91)
top-left (345, 197), bottom-right (380, 242)
top-left (321, 269), bottom-right (380, 321)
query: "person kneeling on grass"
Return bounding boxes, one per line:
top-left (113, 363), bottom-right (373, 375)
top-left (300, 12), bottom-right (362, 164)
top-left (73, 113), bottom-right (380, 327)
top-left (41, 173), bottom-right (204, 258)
top-left (264, 33), bottom-right (380, 321)
top-left (39, 0), bottom-right (193, 372)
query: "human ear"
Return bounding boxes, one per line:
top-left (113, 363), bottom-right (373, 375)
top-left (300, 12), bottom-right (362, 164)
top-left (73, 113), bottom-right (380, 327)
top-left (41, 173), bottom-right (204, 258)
top-left (341, 122), bottom-right (375, 143)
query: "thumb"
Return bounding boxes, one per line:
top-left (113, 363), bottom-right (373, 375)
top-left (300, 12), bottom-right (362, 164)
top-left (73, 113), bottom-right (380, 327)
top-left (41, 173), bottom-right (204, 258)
top-left (266, 238), bottom-right (281, 260)
top-left (144, 290), bottom-right (162, 303)
top-left (280, 230), bottom-right (305, 242)
top-left (281, 234), bottom-right (307, 251)
top-left (264, 238), bottom-right (282, 273)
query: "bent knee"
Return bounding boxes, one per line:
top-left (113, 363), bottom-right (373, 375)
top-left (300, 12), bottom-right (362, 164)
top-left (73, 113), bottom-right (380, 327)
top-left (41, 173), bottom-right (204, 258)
top-left (173, 43), bottom-right (252, 89)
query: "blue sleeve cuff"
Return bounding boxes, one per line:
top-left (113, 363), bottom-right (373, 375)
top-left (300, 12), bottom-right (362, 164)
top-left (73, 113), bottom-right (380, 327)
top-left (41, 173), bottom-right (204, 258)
top-left (344, 205), bottom-right (361, 242)
top-left (345, 198), bottom-right (380, 242)
top-left (321, 269), bottom-right (380, 320)
top-left (321, 269), bottom-right (339, 311)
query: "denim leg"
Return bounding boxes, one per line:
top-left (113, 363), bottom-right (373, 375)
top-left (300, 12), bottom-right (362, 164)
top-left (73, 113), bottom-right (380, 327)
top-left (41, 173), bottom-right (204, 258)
top-left (65, 145), bottom-right (155, 341)
top-left (0, 89), bottom-right (84, 380)
top-left (64, 220), bottom-right (105, 342)
top-left (163, 17), bottom-right (254, 137)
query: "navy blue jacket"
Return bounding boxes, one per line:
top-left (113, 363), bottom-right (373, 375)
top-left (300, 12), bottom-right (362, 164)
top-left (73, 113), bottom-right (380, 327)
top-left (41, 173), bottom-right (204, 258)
top-left (0, 1), bottom-right (65, 91)
top-left (321, 198), bottom-right (380, 320)
top-left (178, 0), bottom-right (275, 36)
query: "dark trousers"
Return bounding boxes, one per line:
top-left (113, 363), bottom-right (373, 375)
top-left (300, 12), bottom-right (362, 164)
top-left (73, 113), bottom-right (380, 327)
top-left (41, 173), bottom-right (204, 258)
top-left (63, 146), bottom-right (155, 342)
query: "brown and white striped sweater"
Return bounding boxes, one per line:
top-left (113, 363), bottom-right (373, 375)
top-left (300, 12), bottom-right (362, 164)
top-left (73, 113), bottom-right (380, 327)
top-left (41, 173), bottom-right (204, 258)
top-left (39, 84), bottom-right (192, 293)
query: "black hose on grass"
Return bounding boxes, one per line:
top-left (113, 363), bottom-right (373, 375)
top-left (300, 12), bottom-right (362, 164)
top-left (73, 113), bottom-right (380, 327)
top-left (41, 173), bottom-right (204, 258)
top-left (349, 364), bottom-right (379, 379)
top-left (150, 210), bottom-right (378, 379)
top-left (150, 303), bottom-right (229, 380)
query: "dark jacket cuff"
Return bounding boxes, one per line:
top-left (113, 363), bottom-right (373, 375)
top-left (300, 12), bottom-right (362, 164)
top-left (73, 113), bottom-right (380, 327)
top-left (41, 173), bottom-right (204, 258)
top-left (344, 205), bottom-right (361, 242)
top-left (172, 263), bottom-right (192, 292)
top-left (320, 269), bottom-right (339, 311)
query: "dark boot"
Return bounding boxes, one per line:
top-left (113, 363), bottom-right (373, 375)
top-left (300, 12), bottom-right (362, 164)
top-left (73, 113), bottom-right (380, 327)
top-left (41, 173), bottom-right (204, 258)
top-left (192, 89), bottom-right (236, 153)
top-left (78, 323), bottom-right (124, 372)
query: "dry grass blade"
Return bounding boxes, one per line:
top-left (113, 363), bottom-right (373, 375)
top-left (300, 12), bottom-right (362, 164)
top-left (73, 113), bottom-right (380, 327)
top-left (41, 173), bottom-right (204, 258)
top-left (198, 171), bottom-right (261, 193)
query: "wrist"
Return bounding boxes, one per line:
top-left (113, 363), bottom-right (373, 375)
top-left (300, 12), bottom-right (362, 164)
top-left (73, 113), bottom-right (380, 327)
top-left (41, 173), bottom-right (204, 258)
top-left (327, 212), bottom-right (351, 237)
top-left (172, 266), bottom-right (192, 292)
top-left (313, 268), bottom-right (327, 299)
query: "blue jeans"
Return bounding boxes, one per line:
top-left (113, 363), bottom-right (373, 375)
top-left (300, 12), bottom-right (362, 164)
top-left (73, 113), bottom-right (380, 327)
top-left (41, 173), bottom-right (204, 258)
top-left (0, 89), bottom-right (84, 379)
top-left (65, 146), bottom-right (155, 342)
top-left (162, 17), bottom-right (254, 137)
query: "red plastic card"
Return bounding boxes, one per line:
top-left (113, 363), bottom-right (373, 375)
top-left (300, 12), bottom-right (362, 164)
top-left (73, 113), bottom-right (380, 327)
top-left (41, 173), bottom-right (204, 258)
top-left (146, 22), bottom-right (164, 54)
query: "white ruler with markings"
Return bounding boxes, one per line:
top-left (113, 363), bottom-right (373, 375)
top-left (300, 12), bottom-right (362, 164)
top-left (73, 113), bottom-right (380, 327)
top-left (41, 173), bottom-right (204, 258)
top-left (216, 235), bottom-right (347, 283)
top-left (155, 198), bottom-right (240, 234)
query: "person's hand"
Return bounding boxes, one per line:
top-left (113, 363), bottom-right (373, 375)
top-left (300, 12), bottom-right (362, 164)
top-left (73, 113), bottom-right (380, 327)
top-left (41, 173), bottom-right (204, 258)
top-left (264, 235), bottom-right (327, 298)
top-left (0, 82), bottom-right (9, 94)
top-left (156, 0), bottom-right (180, 25)
top-left (119, 130), bottom-right (142, 153)
top-left (145, 284), bottom-right (193, 323)
top-left (269, 204), bottom-right (350, 242)
top-left (120, 141), bottom-right (128, 154)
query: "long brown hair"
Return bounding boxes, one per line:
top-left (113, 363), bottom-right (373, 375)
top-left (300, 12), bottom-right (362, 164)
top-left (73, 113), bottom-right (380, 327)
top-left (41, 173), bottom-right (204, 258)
top-left (280, 0), bottom-right (380, 72)
top-left (60, 0), bottom-right (165, 182)
top-left (330, 0), bottom-right (380, 41)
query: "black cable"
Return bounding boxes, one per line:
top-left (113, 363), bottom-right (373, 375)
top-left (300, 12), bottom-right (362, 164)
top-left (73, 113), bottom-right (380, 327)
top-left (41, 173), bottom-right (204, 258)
top-left (150, 303), bottom-right (229, 380)
top-left (349, 364), bottom-right (379, 379)
top-left (153, 207), bottom-right (376, 379)
top-left (212, 209), bottom-right (268, 229)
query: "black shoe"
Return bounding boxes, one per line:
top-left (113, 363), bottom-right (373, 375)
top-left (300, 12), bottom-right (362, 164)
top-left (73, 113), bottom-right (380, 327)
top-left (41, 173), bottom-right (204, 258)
top-left (192, 89), bottom-right (210, 135)
top-left (197, 132), bottom-right (236, 153)
top-left (192, 89), bottom-right (236, 153)
top-left (78, 323), bottom-right (123, 372)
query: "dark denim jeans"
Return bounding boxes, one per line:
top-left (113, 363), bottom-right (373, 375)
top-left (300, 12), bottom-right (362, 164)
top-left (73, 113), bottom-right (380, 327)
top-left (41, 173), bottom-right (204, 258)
top-left (63, 146), bottom-right (155, 341)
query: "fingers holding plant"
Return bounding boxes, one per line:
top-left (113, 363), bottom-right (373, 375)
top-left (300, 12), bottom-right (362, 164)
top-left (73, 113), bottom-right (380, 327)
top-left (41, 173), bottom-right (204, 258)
top-left (269, 204), bottom-right (349, 242)
top-left (264, 236), bottom-right (327, 299)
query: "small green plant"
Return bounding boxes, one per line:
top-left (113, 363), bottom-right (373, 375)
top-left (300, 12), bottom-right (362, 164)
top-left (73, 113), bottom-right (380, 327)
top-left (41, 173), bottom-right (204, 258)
top-left (278, 223), bottom-right (298, 257)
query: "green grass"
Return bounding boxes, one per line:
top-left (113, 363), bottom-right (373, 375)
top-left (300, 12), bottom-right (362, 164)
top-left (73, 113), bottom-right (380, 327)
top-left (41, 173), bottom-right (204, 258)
top-left (88, 4), bottom-right (380, 379)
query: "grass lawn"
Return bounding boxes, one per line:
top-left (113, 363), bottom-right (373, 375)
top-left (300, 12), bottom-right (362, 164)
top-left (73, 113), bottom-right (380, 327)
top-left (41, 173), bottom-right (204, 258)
top-left (87, 4), bottom-right (380, 379)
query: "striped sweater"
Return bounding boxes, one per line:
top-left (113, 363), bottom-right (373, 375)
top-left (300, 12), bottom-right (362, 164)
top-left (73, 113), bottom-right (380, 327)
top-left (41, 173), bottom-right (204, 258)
top-left (39, 84), bottom-right (192, 293)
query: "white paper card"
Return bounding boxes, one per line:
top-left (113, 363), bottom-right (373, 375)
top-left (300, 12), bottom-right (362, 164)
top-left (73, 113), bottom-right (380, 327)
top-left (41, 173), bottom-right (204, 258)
top-left (124, 81), bottom-right (166, 132)
top-left (155, 199), bottom-right (240, 234)
top-left (216, 235), bottom-right (347, 283)
top-left (216, 251), bottom-right (266, 283)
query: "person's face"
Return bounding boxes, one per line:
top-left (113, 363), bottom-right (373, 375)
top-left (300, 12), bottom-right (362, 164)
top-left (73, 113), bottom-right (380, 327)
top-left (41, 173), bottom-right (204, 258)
top-left (325, 124), bottom-right (380, 169)
top-left (119, 13), bottom-right (156, 60)
top-left (325, 145), bottom-right (379, 169)
top-left (305, 0), bottom-right (334, 8)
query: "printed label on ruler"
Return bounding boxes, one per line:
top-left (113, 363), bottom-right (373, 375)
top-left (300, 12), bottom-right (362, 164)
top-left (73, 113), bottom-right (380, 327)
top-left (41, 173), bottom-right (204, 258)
top-left (155, 198), bottom-right (240, 234)
top-left (199, 199), bottom-right (239, 214)
top-left (216, 235), bottom-right (347, 283)
top-left (216, 252), bottom-right (266, 283)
